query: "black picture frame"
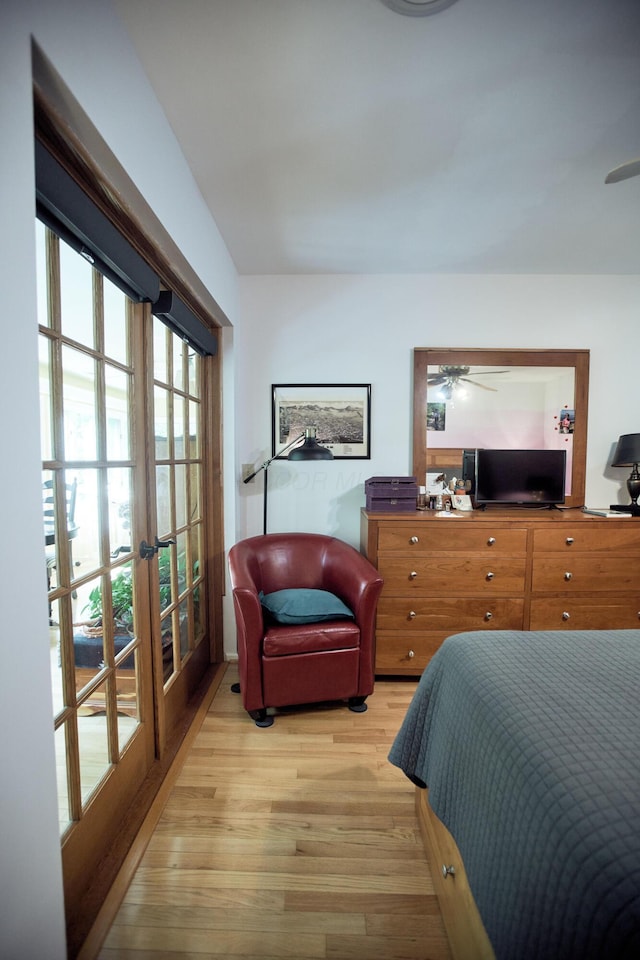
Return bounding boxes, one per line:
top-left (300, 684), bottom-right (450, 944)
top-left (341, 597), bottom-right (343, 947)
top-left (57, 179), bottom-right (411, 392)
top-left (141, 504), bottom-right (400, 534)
top-left (272, 383), bottom-right (371, 459)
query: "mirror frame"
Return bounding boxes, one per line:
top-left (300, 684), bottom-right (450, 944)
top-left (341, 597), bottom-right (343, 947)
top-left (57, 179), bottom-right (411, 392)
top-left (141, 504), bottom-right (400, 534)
top-left (413, 347), bottom-right (590, 509)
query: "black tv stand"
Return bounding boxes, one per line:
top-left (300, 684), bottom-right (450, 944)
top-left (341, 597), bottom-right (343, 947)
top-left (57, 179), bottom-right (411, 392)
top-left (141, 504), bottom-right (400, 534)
top-left (476, 502), bottom-right (561, 511)
top-left (609, 504), bottom-right (640, 517)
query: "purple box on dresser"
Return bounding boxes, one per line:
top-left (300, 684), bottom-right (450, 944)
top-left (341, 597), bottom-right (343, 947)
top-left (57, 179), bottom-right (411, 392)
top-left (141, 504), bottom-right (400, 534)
top-left (365, 476), bottom-right (418, 512)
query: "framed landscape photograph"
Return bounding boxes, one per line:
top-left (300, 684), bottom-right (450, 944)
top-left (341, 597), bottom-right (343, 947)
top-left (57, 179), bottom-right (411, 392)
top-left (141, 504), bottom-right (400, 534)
top-left (272, 383), bottom-right (371, 459)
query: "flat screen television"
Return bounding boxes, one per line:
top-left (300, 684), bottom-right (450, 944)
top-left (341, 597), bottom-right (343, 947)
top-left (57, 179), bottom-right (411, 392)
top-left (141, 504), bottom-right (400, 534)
top-left (474, 448), bottom-right (566, 508)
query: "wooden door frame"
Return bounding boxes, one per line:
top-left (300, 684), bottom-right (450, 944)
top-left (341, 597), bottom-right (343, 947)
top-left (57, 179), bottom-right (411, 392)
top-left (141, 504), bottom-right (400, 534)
top-left (35, 84), bottom-right (227, 959)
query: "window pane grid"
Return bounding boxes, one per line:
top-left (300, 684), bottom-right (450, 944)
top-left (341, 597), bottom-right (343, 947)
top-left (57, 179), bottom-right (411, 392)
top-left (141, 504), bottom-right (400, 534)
top-left (38, 223), bottom-right (143, 833)
top-left (151, 339), bottom-right (203, 678)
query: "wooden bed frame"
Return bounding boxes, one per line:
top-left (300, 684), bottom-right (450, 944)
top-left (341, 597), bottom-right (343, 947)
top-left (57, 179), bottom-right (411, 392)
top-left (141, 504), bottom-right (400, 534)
top-left (415, 787), bottom-right (495, 960)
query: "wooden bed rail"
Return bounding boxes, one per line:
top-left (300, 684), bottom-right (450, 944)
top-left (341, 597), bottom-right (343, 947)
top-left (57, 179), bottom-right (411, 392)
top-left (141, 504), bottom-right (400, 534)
top-left (415, 788), bottom-right (496, 960)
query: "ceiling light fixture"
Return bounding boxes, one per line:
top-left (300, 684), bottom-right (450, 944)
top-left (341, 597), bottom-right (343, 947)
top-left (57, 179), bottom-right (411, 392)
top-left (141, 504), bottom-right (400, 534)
top-left (379, 0), bottom-right (460, 16)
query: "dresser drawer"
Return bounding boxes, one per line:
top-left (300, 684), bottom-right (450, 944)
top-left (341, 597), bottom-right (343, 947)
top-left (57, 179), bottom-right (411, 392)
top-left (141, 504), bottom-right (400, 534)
top-left (530, 598), bottom-right (640, 630)
top-left (375, 633), bottom-right (444, 674)
top-left (377, 524), bottom-right (528, 555)
top-left (377, 596), bottom-right (525, 631)
top-left (533, 524), bottom-right (640, 554)
top-left (379, 557), bottom-right (527, 595)
top-left (531, 557), bottom-right (640, 592)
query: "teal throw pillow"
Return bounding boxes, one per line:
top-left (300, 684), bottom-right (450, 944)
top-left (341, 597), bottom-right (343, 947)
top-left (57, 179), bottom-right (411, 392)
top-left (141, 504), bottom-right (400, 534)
top-left (259, 588), bottom-right (354, 625)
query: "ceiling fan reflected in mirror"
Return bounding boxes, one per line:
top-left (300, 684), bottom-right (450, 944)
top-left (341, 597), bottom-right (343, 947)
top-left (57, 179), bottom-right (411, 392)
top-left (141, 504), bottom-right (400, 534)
top-left (605, 158), bottom-right (640, 184)
top-left (379, 0), bottom-right (460, 16)
top-left (428, 365), bottom-right (509, 400)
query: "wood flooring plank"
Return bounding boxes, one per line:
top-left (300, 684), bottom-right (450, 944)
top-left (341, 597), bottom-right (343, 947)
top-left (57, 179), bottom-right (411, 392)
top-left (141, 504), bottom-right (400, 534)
top-left (109, 903), bottom-right (366, 936)
top-left (366, 910), bottom-right (448, 937)
top-left (127, 866), bottom-right (431, 895)
top-left (100, 954), bottom-right (321, 960)
top-left (165, 780), bottom-right (415, 802)
top-left (293, 839), bottom-right (425, 860)
top-left (114, 885), bottom-right (285, 911)
top-left (135, 851), bottom-right (432, 880)
top-left (326, 932), bottom-right (450, 959)
top-left (152, 810), bottom-right (401, 832)
top-left (284, 890), bottom-right (435, 915)
top-left (146, 826), bottom-right (419, 854)
top-left (146, 835), bottom-right (297, 857)
top-left (201, 740), bottom-right (381, 756)
top-left (102, 925), bottom-right (326, 957)
top-left (271, 798), bottom-right (413, 817)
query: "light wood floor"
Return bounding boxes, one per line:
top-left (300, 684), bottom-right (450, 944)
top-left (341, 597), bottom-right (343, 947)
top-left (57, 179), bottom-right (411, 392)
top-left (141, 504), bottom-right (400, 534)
top-left (96, 663), bottom-right (452, 960)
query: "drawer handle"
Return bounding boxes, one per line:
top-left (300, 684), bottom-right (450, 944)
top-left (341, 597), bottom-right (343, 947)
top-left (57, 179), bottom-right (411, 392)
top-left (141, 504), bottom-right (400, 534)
top-left (487, 537), bottom-right (496, 546)
top-left (564, 571), bottom-right (572, 581)
top-left (408, 611), bottom-right (416, 620)
top-left (409, 570), bottom-right (418, 580)
top-left (408, 649), bottom-right (415, 659)
top-left (409, 535), bottom-right (419, 545)
top-left (562, 611), bottom-right (570, 621)
top-left (484, 611), bottom-right (493, 621)
top-left (442, 865), bottom-right (456, 879)
top-left (565, 537), bottom-right (574, 545)
top-left (486, 571), bottom-right (494, 581)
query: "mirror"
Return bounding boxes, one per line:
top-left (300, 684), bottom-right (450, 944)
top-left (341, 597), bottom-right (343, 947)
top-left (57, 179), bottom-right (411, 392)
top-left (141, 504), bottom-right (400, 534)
top-left (413, 348), bottom-right (590, 508)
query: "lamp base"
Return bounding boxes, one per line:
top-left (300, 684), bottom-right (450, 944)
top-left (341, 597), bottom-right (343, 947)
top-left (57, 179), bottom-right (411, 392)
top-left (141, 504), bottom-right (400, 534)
top-left (609, 503), bottom-right (640, 517)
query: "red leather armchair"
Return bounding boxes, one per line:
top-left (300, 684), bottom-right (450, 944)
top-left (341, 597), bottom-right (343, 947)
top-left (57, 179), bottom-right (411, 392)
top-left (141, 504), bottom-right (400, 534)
top-left (228, 533), bottom-right (384, 726)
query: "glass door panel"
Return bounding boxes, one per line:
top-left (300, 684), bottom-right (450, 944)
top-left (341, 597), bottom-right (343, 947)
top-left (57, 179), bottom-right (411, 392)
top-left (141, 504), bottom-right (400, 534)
top-left (77, 700), bottom-right (111, 804)
top-left (54, 726), bottom-right (71, 834)
top-left (148, 320), bottom-right (207, 732)
top-left (62, 345), bottom-right (97, 460)
top-left (172, 334), bottom-right (184, 389)
top-left (175, 463), bottom-right (187, 528)
top-left (38, 225), bottom-right (154, 846)
top-left (153, 317), bottom-right (168, 383)
top-left (35, 219), bottom-right (50, 329)
top-left (107, 467), bottom-right (133, 556)
top-left (103, 282), bottom-right (128, 364)
top-left (173, 395), bottom-right (185, 457)
top-left (156, 464), bottom-right (171, 539)
top-left (59, 240), bottom-right (94, 347)
top-left (105, 365), bottom-right (130, 460)
top-left (39, 335), bottom-right (53, 458)
top-left (71, 468), bottom-right (101, 585)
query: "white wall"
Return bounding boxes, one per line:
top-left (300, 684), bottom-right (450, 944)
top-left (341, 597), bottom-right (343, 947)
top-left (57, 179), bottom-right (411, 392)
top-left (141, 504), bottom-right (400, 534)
top-left (233, 272), bottom-right (640, 606)
top-left (0, 2), bottom-right (238, 956)
top-left (0, 11), bottom-right (67, 959)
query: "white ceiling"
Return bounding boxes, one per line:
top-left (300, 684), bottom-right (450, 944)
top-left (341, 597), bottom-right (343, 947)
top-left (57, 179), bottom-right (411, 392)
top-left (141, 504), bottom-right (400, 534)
top-left (114, 0), bottom-right (640, 276)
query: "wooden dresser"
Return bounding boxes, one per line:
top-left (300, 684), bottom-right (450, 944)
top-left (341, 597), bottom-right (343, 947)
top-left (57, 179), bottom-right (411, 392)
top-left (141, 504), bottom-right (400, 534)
top-left (360, 508), bottom-right (640, 675)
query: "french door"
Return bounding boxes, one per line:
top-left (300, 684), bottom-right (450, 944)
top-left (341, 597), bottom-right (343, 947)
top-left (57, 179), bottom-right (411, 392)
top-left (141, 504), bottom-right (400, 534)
top-left (37, 220), bottom-right (215, 922)
top-left (147, 311), bottom-right (212, 751)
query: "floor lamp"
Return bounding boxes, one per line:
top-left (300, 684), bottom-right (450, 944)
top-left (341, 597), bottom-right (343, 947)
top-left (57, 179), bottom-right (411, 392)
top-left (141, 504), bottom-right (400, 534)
top-left (243, 427), bottom-right (333, 535)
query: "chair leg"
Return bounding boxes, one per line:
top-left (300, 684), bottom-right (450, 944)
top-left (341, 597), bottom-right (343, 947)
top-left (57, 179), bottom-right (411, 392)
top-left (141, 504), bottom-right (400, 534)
top-left (348, 696), bottom-right (368, 713)
top-left (249, 708), bottom-right (274, 728)
top-left (230, 682), bottom-right (273, 727)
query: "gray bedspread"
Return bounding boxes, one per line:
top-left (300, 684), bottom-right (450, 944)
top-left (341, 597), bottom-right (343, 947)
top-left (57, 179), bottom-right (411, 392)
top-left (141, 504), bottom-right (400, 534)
top-left (388, 630), bottom-right (640, 960)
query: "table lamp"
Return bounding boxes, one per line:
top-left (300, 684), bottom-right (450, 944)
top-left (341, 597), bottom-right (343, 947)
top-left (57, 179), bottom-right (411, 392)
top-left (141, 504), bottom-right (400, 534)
top-left (609, 433), bottom-right (640, 516)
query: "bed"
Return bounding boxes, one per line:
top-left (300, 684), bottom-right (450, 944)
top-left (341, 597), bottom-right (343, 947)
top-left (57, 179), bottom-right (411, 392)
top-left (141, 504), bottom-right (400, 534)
top-left (388, 629), bottom-right (640, 960)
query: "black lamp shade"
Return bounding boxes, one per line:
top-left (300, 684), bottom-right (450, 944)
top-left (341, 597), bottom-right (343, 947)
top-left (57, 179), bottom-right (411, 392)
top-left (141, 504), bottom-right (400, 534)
top-left (288, 428), bottom-right (333, 461)
top-left (610, 433), bottom-right (640, 513)
top-left (611, 434), bottom-right (640, 467)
